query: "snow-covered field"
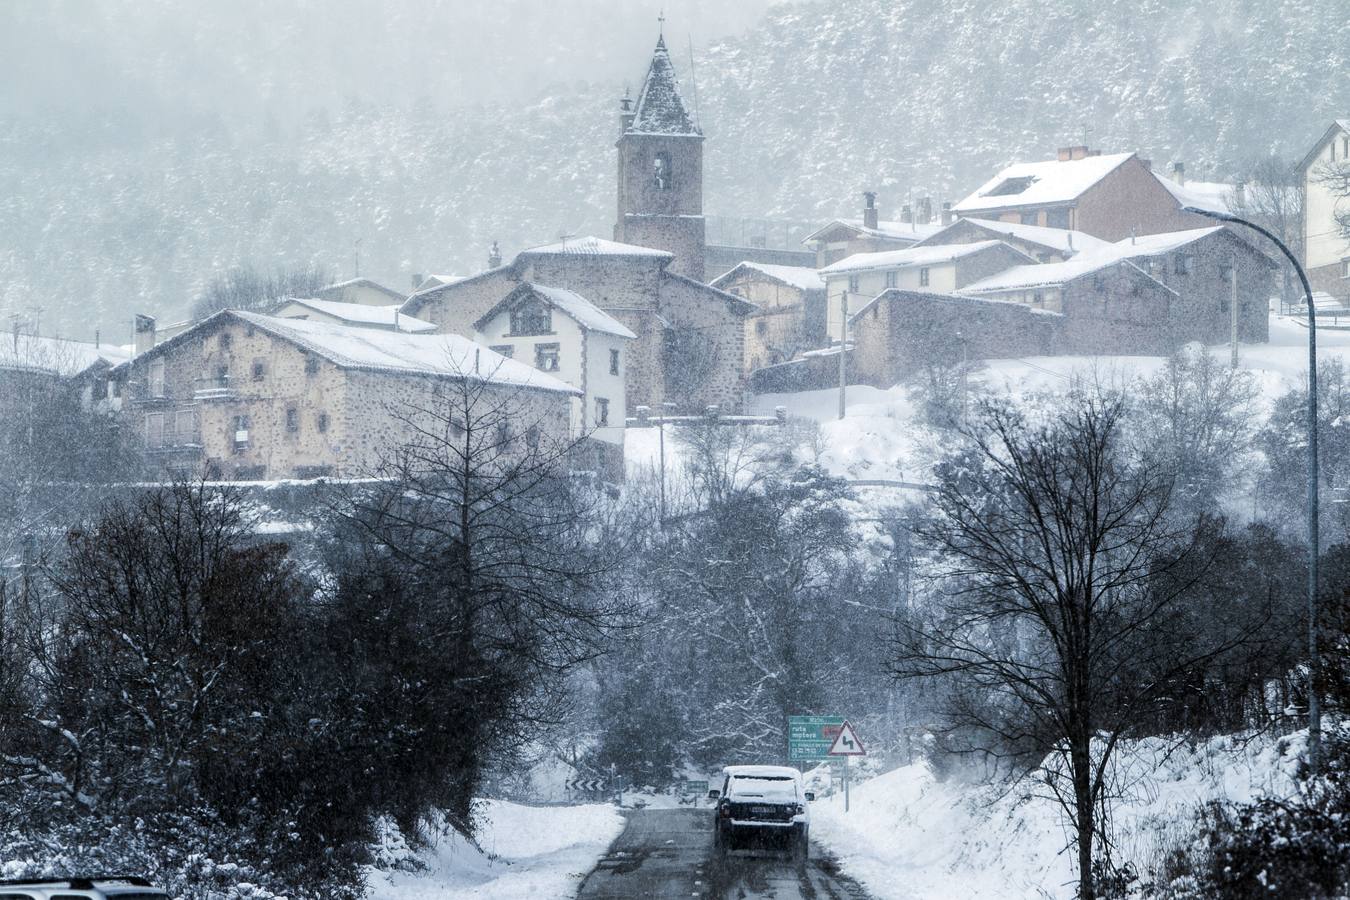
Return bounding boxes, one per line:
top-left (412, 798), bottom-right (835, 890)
top-left (364, 801), bottom-right (623, 900)
top-left (811, 732), bottom-right (1306, 900)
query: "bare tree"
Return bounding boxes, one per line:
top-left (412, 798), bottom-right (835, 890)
top-left (664, 323), bottom-right (721, 410)
top-left (190, 263), bottom-right (332, 319)
top-left (892, 393), bottom-right (1256, 900)
top-left (1228, 156), bottom-right (1305, 308)
top-left (1132, 344), bottom-right (1259, 513)
top-left (327, 370), bottom-right (633, 824)
top-left (1312, 157), bottom-right (1350, 243)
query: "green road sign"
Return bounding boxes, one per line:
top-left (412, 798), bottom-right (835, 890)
top-left (788, 715), bottom-right (845, 762)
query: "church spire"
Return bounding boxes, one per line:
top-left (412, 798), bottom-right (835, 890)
top-left (627, 30), bottom-right (700, 136)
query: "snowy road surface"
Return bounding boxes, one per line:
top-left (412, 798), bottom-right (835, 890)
top-left (577, 808), bottom-right (877, 899)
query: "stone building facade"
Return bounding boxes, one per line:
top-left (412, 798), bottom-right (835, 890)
top-left (711, 262), bottom-right (827, 372)
top-left (849, 290), bottom-right (1060, 385)
top-left (403, 236), bottom-right (752, 413)
top-left (115, 311), bottom-right (576, 481)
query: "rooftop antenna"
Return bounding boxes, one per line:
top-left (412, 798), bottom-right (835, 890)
top-left (687, 34), bottom-right (702, 131)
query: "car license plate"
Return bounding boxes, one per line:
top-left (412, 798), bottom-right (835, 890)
top-left (750, 805), bottom-right (775, 815)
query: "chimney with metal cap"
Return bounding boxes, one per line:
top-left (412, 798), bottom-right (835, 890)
top-left (133, 314), bottom-right (157, 357)
top-left (488, 240), bottom-right (502, 269)
top-left (940, 201), bottom-right (953, 226)
top-left (917, 197), bottom-right (933, 225)
top-left (862, 192), bottom-right (878, 230)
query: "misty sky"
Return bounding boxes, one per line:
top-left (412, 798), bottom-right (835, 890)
top-left (1, 0), bottom-right (784, 128)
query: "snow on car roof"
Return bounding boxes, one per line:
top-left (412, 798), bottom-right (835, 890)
top-left (723, 765), bottom-right (802, 779)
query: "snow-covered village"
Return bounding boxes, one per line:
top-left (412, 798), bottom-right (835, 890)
top-left (2, 2), bottom-right (1350, 898)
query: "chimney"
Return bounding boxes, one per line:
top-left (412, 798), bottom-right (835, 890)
top-left (1058, 146), bottom-right (1090, 161)
top-left (1138, 157), bottom-right (1152, 171)
top-left (940, 201), bottom-right (953, 226)
top-left (133, 314), bottom-right (156, 357)
top-left (1067, 232), bottom-right (1075, 253)
top-left (901, 204), bottom-right (913, 224)
top-left (862, 191), bottom-right (879, 230)
top-left (411, 273), bottom-right (423, 290)
top-left (917, 197), bottom-right (933, 225)
top-left (1171, 161), bottom-right (1185, 186)
top-left (95, 328), bottom-right (101, 349)
top-left (488, 240), bottom-right (502, 269)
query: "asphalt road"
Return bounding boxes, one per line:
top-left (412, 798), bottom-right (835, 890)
top-left (577, 807), bottom-right (874, 900)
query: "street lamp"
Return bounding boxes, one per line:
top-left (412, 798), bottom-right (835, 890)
top-left (1182, 204), bottom-right (1321, 772)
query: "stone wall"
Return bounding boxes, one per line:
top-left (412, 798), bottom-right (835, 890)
top-left (1139, 231), bottom-right (1273, 344)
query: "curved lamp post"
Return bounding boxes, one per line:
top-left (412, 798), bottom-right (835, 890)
top-left (1182, 205), bottom-right (1320, 772)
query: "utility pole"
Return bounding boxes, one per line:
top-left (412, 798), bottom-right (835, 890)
top-left (1230, 252), bottom-right (1239, 367)
top-left (838, 291), bottom-right (848, 420)
top-left (657, 401), bottom-right (676, 523)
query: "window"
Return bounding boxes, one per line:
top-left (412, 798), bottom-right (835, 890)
top-left (1045, 208), bottom-right (1070, 229)
top-left (510, 299), bottom-right (552, 336)
top-left (654, 151), bottom-right (672, 190)
top-left (987, 175), bottom-right (1036, 196)
top-left (214, 364), bottom-right (229, 385)
top-left (1032, 291), bottom-right (1044, 306)
top-left (595, 397), bottom-right (610, 427)
top-left (148, 359), bottom-right (166, 398)
top-left (1020, 211), bottom-right (1039, 225)
top-left (885, 270), bottom-right (898, 288)
top-left (755, 319), bottom-right (768, 336)
top-left (317, 412), bottom-right (329, 433)
top-left (535, 342), bottom-right (560, 372)
top-left (847, 274), bottom-right (860, 293)
top-left (251, 359), bottom-right (266, 381)
top-left (174, 408), bottom-right (195, 443)
top-left (220, 332), bottom-right (232, 350)
top-left (1341, 258), bottom-right (1350, 279)
top-left (526, 425), bottom-right (540, 449)
top-left (232, 415), bottom-right (250, 453)
top-left (491, 344), bottom-right (515, 359)
top-left (145, 413), bottom-right (164, 448)
top-left (1174, 254), bottom-right (1193, 275)
top-left (919, 267), bottom-right (931, 287)
top-left (304, 355), bottom-right (319, 375)
top-left (1219, 263), bottom-right (1234, 283)
top-left (286, 407), bottom-right (299, 433)
top-left (609, 348), bottom-right (620, 375)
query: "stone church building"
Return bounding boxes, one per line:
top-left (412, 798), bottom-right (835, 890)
top-left (403, 33), bottom-right (753, 414)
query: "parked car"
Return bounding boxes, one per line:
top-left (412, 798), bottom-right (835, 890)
top-left (708, 765), bottom-right (814, 861)
top-left (0, 877), bottom-right (168, 899)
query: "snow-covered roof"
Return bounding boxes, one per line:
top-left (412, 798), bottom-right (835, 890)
top-left (711, 262), bottom-right (825, 292)
top-left (518, 235), bottom-right (674, 261)
top-left (849, 288), bottom-right (1066, 324)
top-left (803, 218), bottom-right (944, 245)
top-left (922, 217), bottom-right (1112, 256)
top-left (954, 152), bottom-right (1135, 213)
top-left (129, 310), bottom-right (578, 395)
top-left (627, 35), bottom-right (701, 136)
top-left (476, 283), bottom-right (636, 339)
top-left (0, 333), bottom-right (129, 378)
top-left (958, 250), bottom-right (1175, 296)
top-left (819, 240), bottom-right (1026, 276)
top-left (316, 277), bottom-right (407, 303)
top-left (1154, 174), bottom-right (1233, 215)
top-left (1112, 226), bottom-right (1227, 256)
top-left (276, 297), bottom-right (437, 332)
top-left (415, 274), bottom-right (468, 292)
top-left (1297, 119), bottom-right (1350, 172)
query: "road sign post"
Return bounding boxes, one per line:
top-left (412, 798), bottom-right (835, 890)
top-left (826, 720), bottom-right (866, 813)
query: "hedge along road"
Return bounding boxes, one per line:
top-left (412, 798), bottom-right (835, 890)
top-left (576, 807), bottom-right (876, 900)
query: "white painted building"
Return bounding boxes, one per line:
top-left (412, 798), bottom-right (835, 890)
top-left (1299, 120), bottom-right (1350, 305)
top-left (474, 282), bottom-right (635, 446)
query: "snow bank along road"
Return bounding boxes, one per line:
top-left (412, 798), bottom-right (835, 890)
top-left (576, 808), bottom-right (877, 899)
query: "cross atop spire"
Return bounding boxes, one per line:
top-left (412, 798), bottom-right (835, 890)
top-left (658, 9), bottom-right (665, 38)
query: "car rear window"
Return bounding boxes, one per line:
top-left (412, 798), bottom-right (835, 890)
top-left (730, 776), bottom-right (798, 799)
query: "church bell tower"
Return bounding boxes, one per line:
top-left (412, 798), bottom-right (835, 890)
top-left (614, 30), bottom-right (706, 281)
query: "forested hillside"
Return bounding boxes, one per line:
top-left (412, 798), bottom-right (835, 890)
top-left (4, 0), bottom-right (1349, 336)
